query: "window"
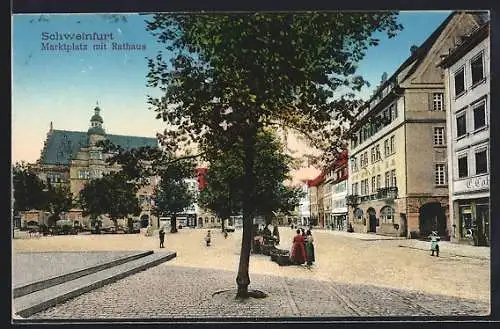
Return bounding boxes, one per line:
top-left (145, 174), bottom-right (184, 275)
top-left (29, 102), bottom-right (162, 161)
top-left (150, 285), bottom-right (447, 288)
top-left (433, 127), bottom-right (445, 145)
top-left (383, 109), bottom-right (390, 124)
top-left (384, 139), bottom-right (390, 156)
top-left (371, 147), bottom-right (376, 163)
top-left (473, 102), bottom-right (486, 130)
top-left (361, 179), bottom-right (369, 195)
top-left (352, 183), bottom-right (359, 195)
top-left (78, 170), bottom-right (90, 179)
top-left (371, 176), bottom-right (376, 194)
top-left (475, 149), bottom-right (488, 174)
top-left (375, 145), bottom-right (381, 161)
top-left (471, 52), bottom-right (485, 85)
top-left (458, 155), bottom-right (468, 178)
top-left (385, 171), bottom-right (390, 188)
top-left (454, 67), bottom-right (465, 96)
top-left (389, 136), bottom-right (395, 154)
top-left (376, 175), bottom-right (381, 190)
top-left (351, 157), bottom-right (358, 173)
top-left (390, 104), bottom-right (398, 120)
top-left (380, 206), bottom-right (395, 224)
top-left (435, 164), bottom-right (446, 185)
top-left (432, 93), bottom-right (444, 111)
top-left (456, 113), bottom-right (467, 138)
top-left (390, 169), bottom-right (397, 187)
top-left (361, 152), bottom-right (368, 167)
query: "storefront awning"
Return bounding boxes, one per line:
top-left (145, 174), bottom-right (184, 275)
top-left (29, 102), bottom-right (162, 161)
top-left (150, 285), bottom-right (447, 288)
top-left (332, 207), bottom-right (348, 215)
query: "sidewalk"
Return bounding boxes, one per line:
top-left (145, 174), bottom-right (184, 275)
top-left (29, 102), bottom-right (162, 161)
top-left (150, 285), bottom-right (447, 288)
top-left (397, 239), bottom-right (490, 260)
top-left (316, 229), bottom-right (490, 260)
top-left (316, 228), bottom-right (405, 241)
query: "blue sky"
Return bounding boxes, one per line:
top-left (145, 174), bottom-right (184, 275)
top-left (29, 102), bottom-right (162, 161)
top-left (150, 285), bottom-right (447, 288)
top-left (12, 11), bottom-right (451, 163)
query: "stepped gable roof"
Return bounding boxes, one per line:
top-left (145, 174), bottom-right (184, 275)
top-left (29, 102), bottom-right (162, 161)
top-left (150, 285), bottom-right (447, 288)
top-left (39, 129), bottom-right (158, 165)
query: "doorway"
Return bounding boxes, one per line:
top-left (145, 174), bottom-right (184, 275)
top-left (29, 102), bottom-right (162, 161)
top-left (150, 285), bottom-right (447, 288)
top-left (419, 202), bottom-right (446, 238)
top-left (367, 207), bottom-right (377, 233)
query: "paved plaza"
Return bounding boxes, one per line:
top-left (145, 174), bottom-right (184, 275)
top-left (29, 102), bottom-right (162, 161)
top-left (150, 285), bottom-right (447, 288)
top-left (12, 227), bottom-right (490, 319)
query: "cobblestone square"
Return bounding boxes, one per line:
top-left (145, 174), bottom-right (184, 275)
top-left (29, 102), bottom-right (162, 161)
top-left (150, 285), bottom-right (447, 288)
top-left (13, 227), bottom-right (490, 319)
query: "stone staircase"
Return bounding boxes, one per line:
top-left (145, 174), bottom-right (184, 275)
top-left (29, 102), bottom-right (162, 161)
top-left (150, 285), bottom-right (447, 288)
top-left (13, 250), bottom-right (176, 318)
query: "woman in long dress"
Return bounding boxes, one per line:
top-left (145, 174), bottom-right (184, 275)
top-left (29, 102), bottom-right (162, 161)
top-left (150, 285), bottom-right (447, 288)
top-left (305, 230), bottom-right (315, 265)
top-left (290, 229), bottom-right (306, 265)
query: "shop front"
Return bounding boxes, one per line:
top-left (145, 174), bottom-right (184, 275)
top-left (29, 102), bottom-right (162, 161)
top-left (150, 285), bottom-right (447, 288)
top-left (332, 208), bottom-right (347, 231)
top-left (457, 198), bottom-right (490, 246)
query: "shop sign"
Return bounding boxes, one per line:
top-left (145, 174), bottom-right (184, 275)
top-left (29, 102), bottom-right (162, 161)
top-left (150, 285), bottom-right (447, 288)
top-left (455, 175), bottom-right (489, 193)
top-left (466, 176), bottom-right (489, 190)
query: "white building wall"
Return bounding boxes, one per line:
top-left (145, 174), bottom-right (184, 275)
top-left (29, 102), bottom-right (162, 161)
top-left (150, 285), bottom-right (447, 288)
top-left (445, 36), bottom-right (490, 243)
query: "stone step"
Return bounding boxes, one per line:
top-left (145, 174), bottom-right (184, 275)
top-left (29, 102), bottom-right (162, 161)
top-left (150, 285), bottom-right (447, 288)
top-left (13, 251), bottom-right (176, 318)
top-left (13, 251), bottom-right (154, 298)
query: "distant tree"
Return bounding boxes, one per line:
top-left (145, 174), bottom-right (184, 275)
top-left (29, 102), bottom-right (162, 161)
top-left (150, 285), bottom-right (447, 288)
top-left (79, 172), bottom-right (141, 229)
top-left (12, 162), bottom-right (46, 213)
top-left (44, 183), bottom-right (73, 226)
top-left (153, 158), bottom-right (196, 233)
top-left (198, 129), bottom-right (304, 228)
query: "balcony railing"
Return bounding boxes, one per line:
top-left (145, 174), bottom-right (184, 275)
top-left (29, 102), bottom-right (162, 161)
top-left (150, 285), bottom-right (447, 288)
top-left (345, 194), bottom-right (360, 206)
top-left (377, 187), bottom-right (398, 200)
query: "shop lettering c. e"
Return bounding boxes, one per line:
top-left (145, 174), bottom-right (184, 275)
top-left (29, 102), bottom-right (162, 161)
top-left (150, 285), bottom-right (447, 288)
top-left (466, 176), bottom-right (489, 189)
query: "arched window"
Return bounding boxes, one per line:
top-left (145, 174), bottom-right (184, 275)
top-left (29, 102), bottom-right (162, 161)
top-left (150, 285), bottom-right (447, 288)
top-left (380, 206), bottom-right (395, 224)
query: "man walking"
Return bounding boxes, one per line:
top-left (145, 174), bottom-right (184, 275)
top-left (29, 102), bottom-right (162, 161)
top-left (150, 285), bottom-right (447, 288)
top-left (159, 228), bottom-right (165, 248)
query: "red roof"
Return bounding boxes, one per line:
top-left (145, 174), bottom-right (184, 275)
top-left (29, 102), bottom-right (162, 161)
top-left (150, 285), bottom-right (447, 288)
top-left (306, 150), bottom-right (348, 187)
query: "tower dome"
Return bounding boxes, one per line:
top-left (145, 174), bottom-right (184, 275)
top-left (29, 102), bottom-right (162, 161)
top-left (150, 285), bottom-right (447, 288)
top-left (90, 106), bottom-right (104, 123)
top-left (87, 105), bottom-right (105, 136)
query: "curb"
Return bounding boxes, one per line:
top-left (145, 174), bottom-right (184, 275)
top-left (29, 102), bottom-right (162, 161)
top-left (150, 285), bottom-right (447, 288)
top-left (13, 250), bottom-right (154, 298)
top-left (15, 252), bottom-right (176, 318)
top-left (397, 245), bottom-right (489, 260)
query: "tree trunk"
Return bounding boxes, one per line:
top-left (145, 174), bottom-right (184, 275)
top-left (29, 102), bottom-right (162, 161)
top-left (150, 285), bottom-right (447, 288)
top-left (236, 123), bottom-right (257, 298)
top-left (170, 213), bottom-right (178, 233)
top-left (221, 216), bottom-right (226, 232)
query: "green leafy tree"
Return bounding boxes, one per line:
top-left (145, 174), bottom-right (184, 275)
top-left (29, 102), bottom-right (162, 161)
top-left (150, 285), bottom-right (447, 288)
top-left (153, 159), bottom-right (196, 233)
top-left (44, 184), bottom-right (73, 226)
top-left (199, 129), bottom-right (305, 229)
top-left (79, 172), bottom-right (141, 229)
top-left (12, 162), bottom-right (46, 213)
top-left (145, 12), bottom-right (402, 297)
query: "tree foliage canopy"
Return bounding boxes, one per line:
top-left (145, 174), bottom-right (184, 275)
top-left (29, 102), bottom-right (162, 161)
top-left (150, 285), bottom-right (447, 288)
top-left (79, 172), bottom-right (141, 222)
top-left (145, 12), bottom-right (403, 163)
top-left (198, 129), bottom-right (305, 220)
top-left (12, 162), bottom-right (46, 212)
top-left (145, 12), bottom-right (403, 297)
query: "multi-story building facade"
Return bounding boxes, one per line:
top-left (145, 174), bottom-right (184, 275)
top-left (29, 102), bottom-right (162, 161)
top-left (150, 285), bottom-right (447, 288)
top-left (307, 173), bottom-right (325, 227)
top-left (35, 105), bottom-right (160, 227)
top-left (296, 181), bottom-right (311, 226)
top-left (439, 21), bottom-right (490, 246)
top-left (346, 12), bottom-right (483, 238)
top-left (329, 150), bottom-right (349, 230)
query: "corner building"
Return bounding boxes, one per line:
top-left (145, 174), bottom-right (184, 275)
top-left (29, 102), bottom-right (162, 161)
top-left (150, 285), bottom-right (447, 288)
top-left (439, 21), bottom-right (490, 246)
top-left (346, 12), bottom-right (483, 238)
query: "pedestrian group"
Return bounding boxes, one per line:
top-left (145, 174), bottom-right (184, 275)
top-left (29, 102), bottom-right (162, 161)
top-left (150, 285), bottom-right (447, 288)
top-left (290, 228), bottom-right (315, 266)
